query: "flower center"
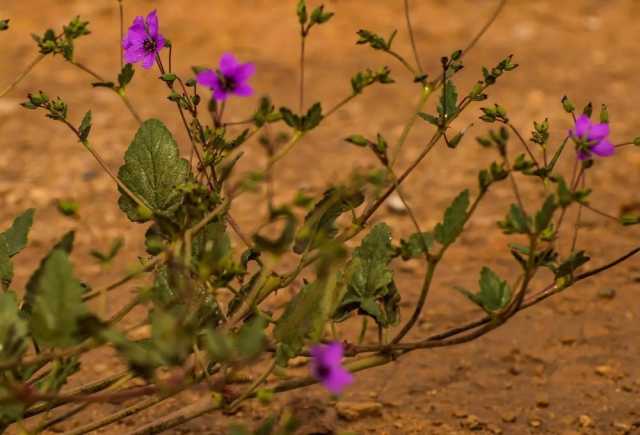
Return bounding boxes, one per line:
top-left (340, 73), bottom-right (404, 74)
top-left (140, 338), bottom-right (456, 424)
top-left (218, 73), bottom-right (237, 92)
top-left (143, 38), bottom-right (157, 54)
top-left (316, 363), bottom-right (331, 379)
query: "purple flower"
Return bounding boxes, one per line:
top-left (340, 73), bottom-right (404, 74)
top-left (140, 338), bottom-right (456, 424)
top-left (122, 10), bottom-right (165, 69)
top-left (196, 53), bottom-right (255, 101)
top-left (570, 114), bottom-right (614, 160)
top-left (310, 342), bottom-right (353, 395)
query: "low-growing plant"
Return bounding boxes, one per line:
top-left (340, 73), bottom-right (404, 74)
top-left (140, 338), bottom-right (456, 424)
top-left (1, 1), bottom-right (639, 433)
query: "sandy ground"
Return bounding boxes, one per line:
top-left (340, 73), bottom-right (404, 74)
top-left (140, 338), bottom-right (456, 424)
top-left (1, 0), bottom-right (640, 434)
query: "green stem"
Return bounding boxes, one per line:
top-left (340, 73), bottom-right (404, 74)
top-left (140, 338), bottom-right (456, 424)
top-left (389, 85), bottom-right (433, 168)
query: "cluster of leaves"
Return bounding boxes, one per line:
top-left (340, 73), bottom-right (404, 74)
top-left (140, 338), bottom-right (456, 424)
top-left (31, 16), bottom-right (90, 61)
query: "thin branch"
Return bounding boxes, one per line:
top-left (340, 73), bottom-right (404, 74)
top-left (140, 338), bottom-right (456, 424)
top-left (0, 54), bottom-right (46, 98)
top-left (404, 0), bottom-right (424, 74)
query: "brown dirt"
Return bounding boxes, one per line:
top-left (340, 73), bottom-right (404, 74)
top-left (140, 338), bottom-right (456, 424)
top-left (2, 0), bottom-right (640, 434)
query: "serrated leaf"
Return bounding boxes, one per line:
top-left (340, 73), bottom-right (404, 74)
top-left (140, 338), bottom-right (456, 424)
top-left (498, 204), bottom-right (530, 234)
top-left (434, 190), bottom-right (469, 245)
top-left (23, 231), bottom-right (75, 313)
top-left (350, 224), bottom-right (393, 295)
top-left (117, 119), bottom-right (191, 222)
top-left (457, 267), bottom-right (511, 313)
top-left (534, 195), bottom-right (557, 234)
top-left (0, 292), bottom-right (28, 363)
top-left (1, 208), bottom-right (35, 257)
top-left (293, 186), bottom-right (364, 254)
top-left (334, 223), bottom-right (400, 326)
top-left (274, 275), bottom-right (337, 361)
top-left (29, 249), bottom-right (87, 347)
top-left (437, 80), bottom-right (458, 119)
top-left (399, 231), bottom-right (433, 260)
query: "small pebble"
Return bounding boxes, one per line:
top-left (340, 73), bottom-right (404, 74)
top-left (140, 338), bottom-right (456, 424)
top-left (386, 193), bottom-right (408, 214)
top-left (597, 288), bottom-right (616, 299)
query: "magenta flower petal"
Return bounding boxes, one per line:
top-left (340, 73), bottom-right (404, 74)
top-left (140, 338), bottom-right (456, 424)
top-left (219, 53), bottom-right (240, 76)
top-left (324, 368), bottom-right (354, 395)
top-left (141, 53), bottom-right (156, 69)
top-left (146, 10), bottom-right (159, 38)
top-left (213, 87), bottom-right (229, 101)
top-left (196, 70), bottom-right (218, 88)
top-left (233, 83), bottom-right (253, 97)
top-left (571, 114), bottom-right (615, 160)
top-left (122, 10), bottom-right (165, 69)
top-left (591, 139), bottom-right (615, 157)
top-left (234, 63), bottom-right (256, 81)
top-left (572, 115), bottom-right (591, 139)
top-left (199, 52), bottom-right (255, 102)
top-left (310, 342), bottom-right (353, 395)
top-left (128, 16), bottom-right (145, 34)
top-left (589, 122), bottom-right (610, 141)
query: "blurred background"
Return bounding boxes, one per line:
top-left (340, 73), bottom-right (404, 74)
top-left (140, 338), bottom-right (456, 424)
top-left (1, 1), bottom-right (640, 433)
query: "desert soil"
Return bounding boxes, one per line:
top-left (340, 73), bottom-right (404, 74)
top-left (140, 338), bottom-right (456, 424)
top-left (1, 0), bottom-right (640, 434)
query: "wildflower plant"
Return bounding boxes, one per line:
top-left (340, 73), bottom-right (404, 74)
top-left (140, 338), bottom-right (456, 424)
top-left (1, 0), bottom-right (640, 433)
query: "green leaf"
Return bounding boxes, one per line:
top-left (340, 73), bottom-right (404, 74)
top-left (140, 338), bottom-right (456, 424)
top-left (1, 208), bottom-right (35, 257)
top-left (296, 0), bottom-right (308, 25)
top-left (118, 63), bottom-right (135, 88)
top-left (151, 309), bottom-right (190, 364)
top-left (23, 231), bottom-right (75, 313)
top-left (57, 199), bottom-right (79, 217)
top-left (334, 223), bottom-right (400, 326)
top-left (434, 190), bottom-right (469, 245)
top-left (399, 232), bottom-right (433, 260)
top-left (498, 204), bottom-right (530, 235)
top-left (554, 251), bottom-right (590, 279)
top-left (0, 384), bottom-right (24, 430)
top-left (0, 19), bottom-right (9, 31)
top-left (534, 195), bottom-right (557, 234)
top-left (279, 107), bottom-right (301, 130)
top-left (253, 208), bottom-right (297, 254)
top-left (275, 269), bottom-right (340, 362)
top-left (29, 249), bottom-right (88, 347)
top-left (345, 134), bottom-right (369, 147)
top-left (302, 102), bottom-right (323, 131)
top-left (118, 119), bottom-right (191, 222)
top-left (100, 329), bottom-right (165, 379)
top-left (78, 110), bottom-right (92, 141)
top-left (557, 177), bottom-right (573, 207)
top-left (437, 80), bottom-right (458, 120)
top-left (275, 282), bottom-right (327, 360)
top-left (0, 292), bottom-right (28, 363)
top-left (90, 237), bottom-right (124, 264)
top-left (0, 238), bottom-right (12, 290)
top-left (349, 224), bottom-right (393, 295)
top-left (293, 186), bottom-right (364, 254)
top-left (310, 6), bottom-right (334, 25)
top-left (418, 112), bottom-right (440, 126)
top-left (457, 267), bottom-right (511, 313)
